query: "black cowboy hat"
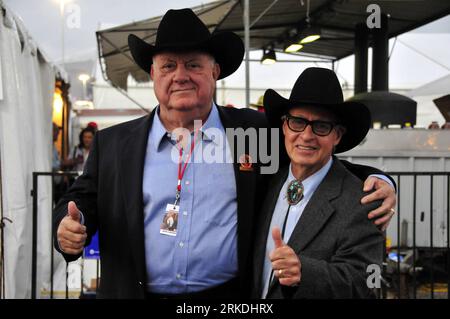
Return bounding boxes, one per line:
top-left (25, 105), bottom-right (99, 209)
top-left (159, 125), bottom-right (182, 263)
top-left (264, 67), bottom-right (371, 154)
top-left (128, 8), bottom-right (244, 80)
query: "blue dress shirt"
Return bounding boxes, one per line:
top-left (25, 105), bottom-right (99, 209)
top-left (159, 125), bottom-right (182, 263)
top-left (142, 104), bottom-right (238, 294)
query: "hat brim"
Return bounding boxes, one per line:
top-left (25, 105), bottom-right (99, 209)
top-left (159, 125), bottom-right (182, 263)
top-left (128, 32), bottom-right (244, 80)
top-left (264, 89), bottom-right (371, 154)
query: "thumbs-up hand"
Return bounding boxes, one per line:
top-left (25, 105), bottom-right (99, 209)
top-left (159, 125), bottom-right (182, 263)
top-left (269, 226), bottom-right (302, 287)
top-left (272, 227), bottom-right (284, 249)
top-left (57, 201), bottom-right (87, 255)
top-left (68, 201), bottom-right (81, 222)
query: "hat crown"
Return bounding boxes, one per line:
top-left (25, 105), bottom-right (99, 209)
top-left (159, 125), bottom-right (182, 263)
top-left (128, 8), bottom-right (245, 80)
top-left (289, 67), bottom-right (344, 105)
top-left (263, 67), bottom-right (371, 153)
top-left (155, 8), bottom-right (212, 48)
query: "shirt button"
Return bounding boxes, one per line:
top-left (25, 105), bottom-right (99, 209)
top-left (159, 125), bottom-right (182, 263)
top-left (179, 242), bottom-right (184, 248)
top-left (176, 274), bottom-right (181, 279)
top-left (183, 211), bottom-right (188, 216)
top-left (185, 180), bottom-right (190, 185)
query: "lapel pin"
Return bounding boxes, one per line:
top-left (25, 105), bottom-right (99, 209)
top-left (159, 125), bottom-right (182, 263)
top-left (239, 154), bottom-right (253, 171)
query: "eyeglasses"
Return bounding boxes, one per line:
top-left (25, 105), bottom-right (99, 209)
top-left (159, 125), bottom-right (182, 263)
top-left (282, 114), bottom-right (337, 136)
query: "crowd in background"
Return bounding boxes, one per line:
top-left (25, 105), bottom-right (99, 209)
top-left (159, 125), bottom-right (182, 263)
top-left (428, 121), bottom-right (450, 129)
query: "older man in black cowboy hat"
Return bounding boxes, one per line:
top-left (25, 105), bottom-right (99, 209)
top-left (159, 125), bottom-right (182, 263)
top-left (54, 9), bottom-right (394, 299)
top-left (253, 67), bottom-right (385, 299)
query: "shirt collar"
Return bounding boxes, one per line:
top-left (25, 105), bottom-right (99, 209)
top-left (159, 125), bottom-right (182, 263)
top-left (149, 106), bottom-right (173, 152)
top-left (200, 102), bottom-right (223, 144)
top-left (150, 103), bottom-right (222, 152)
top-left (287, 157), bottom-right (333, 201)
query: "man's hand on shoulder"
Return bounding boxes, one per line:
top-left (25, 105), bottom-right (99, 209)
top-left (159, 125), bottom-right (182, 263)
top-left (361, 177), bottom-right (397, 231)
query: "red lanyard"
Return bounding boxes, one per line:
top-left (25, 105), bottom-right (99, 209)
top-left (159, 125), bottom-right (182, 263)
top-left (174, 128), bottom-right (200, 204)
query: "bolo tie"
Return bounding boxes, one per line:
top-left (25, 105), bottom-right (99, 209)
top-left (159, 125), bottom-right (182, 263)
top-left (267, 179), bottom-right (304, 289)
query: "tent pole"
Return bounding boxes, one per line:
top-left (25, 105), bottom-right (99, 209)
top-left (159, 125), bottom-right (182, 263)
top-left (0, 150), bottom-right (4, 298)
top-left (244, 0), bottom-right (250, 108)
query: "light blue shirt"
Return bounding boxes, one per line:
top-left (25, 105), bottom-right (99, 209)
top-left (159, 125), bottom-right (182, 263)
top-left (261, 158), bottom-right (333, 298)
top-left (142, 104), bottom-right (238, 294)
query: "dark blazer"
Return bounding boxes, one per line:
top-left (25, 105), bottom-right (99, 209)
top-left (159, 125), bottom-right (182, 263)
top-left (54, 106), bottom-right (389, 299)
top-left (252, 158), bottom-right (384, 299)
top-left (53, 106), bottom-right (269, 298)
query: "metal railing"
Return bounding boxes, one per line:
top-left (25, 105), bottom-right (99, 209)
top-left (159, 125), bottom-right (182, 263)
top-left (382, 172), bottom-right (449, 299)
top-left (31, 171), bottom-right (79, 299)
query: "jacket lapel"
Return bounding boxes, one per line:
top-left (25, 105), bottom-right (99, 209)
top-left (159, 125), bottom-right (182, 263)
top-left (119, 111), bottom-right (154, 284)
top-left (217, 106), bottom-right (258, 278)
top-left (287, 159), bottom-right (344, 252)
top-left (253, 166), bottom-right (289, 295)
top-left (267, 159), bottom-right (345, 294)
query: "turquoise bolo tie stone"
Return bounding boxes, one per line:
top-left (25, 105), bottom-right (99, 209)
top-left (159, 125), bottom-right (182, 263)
top-left (286, 180), bottom-right (304, 205)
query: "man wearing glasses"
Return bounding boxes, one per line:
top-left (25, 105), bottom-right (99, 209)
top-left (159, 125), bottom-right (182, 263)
top-left (252, 67), bottom-right (385, 299)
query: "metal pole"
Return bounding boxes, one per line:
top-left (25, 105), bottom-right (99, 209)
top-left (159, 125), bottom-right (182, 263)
top-left (83, 81), bottom-right (87, 100)
top-left (80, 257), bottom-right (84, 297)
top-left (50, 178), bottom-right (55, 299)
top-left (96, 259), bottom-right (100, 294)
top-left (65, 263), bottom-right (69, 299)
top-left (0, 148), bottom-right (5, 299)
top-left (447, 174), bottom-right (450, 300)
top-left (413, 175), bottom-right (417, 299)
top-left (244, 0), bottom-right (250, 108)
top-left (60, 2), bottom-right (67, 158)
top-left (354, 23), bottom-right (368, 94)
top-left (397, 176), bottom-right (401, 298)
top-left (371, 14), bottom-right (389, 91)
top-left (60, 1), bottom-right (65, 70)
top-left (249, 0), bottom-right (278, 29)
top-left (430, 176), bottom-right (434, 299)
top-left (31, 173), bottom-right (38, 299)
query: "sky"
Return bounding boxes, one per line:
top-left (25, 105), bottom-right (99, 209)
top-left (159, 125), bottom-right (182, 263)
top-left (3, 0), bottom-right (216, 61)
top-left (3, 0), bottom-right (450, 91)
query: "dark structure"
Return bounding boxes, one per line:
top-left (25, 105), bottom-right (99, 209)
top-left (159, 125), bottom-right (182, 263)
top-left (352, 13), bottom-right (416, 127)
top-left (348, 91), bottom-right (417, 127)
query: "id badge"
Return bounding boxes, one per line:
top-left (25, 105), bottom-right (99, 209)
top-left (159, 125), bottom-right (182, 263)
top-left (160, 204), bottom-right (179, 236)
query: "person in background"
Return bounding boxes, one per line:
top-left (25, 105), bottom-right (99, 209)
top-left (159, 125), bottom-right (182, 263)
top-left (428, 121), bottom-right (440, 129)
top-left (52, 123), bottom-right (62, 171)
top-left (249, 95), bottom-right (265, 113)
top-left (87, 121), bottom-right (98, 132)
top-left (441, 122), bottom-right (450, 130)
top-left (66, 126), bottom-right (96, 173)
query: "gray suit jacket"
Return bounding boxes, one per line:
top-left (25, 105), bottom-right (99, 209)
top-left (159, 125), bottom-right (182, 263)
top-left (252, 158), bottom-right (384, 299)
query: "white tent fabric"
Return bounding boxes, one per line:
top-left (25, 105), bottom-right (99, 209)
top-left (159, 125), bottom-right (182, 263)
top-left (406, 74), bottom-right (450, 97)
top-left (0, 3), bottom-right (66, 298)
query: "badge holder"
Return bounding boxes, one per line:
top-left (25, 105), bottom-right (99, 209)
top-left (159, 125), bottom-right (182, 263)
top-left (160, 191), bottom-right (180, 236)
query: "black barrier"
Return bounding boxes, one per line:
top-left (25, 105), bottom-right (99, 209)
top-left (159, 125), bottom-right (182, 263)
top-left (30, 171), bottom-right (449, 299)
top-left (386, 172), bottom-right (450, 299)
top-left (31, 171), bottom-right (79, 300)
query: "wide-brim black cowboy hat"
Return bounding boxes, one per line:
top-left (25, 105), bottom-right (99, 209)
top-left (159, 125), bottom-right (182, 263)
top-left (128, 8), bottom-right (244, 80)
top-left (264, 67), bottom-right (371, 154)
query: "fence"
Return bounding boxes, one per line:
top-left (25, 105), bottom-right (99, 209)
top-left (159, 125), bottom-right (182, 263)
top-left (30, 171), bottom-right (449, 299)
top-left (382, 172), bottom-right (449, 299)
top-left (31, 171), bottom-right (84, 299)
